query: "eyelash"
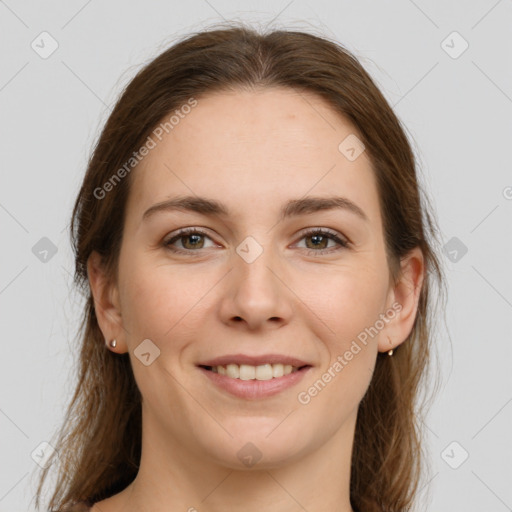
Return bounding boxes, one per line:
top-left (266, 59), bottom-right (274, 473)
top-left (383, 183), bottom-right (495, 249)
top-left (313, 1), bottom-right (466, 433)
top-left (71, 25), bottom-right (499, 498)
top-left (163, 227), bottom-right (349, 256)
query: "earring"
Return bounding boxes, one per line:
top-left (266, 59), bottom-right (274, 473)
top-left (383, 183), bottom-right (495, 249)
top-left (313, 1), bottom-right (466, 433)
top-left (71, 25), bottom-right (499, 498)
top-left (387, 336), bottom-right (393, 356)
top-left (107, 339), bottom-right (117, 348)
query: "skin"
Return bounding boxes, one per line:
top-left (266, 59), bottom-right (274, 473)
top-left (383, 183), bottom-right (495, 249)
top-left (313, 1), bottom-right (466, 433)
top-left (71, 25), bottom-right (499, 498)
top-left (87, 87), bottom-right (424, 512)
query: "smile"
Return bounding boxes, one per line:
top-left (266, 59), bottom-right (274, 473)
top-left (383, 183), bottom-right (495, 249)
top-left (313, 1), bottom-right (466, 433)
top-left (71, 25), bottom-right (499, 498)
top-left (197, 364), bottom-right (312, 399)
top-left (201, 363), bottom-right (304, 380)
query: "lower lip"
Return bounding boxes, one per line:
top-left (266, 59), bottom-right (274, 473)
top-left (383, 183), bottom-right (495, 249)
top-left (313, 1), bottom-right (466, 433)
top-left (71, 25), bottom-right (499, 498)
top-left (198, 366), bottom-right (312, 399)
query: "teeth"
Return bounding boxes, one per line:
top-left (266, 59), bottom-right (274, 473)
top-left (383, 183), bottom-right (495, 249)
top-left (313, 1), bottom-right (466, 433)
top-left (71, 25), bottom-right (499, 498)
top-left (226, 364), bottom-right (240, 379)
top-left (256, 364), bottom-right (273, 380)
top-left (273, 364), bottom-right (284, 378)
top-left (240, 364), bottom-right (256, 380)
top-left (211, 363), bottom-right (300, 380)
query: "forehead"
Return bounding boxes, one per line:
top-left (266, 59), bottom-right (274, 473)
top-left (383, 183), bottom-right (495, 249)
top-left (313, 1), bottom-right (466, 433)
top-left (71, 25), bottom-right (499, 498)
top-left (126, 87), bottom-right (380, 226)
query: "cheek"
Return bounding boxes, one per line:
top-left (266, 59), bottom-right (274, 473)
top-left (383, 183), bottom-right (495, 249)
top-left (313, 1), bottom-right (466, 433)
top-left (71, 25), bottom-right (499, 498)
top-left (319, 264), bottom-right (389, 339)
top-left (120, 255), bottom-right (214, 341)
top-left (300, 271), bottom-right (383, 417)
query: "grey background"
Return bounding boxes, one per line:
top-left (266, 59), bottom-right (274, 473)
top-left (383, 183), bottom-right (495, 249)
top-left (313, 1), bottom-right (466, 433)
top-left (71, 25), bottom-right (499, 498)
top-left (1, 1), bottom-right (511, 511)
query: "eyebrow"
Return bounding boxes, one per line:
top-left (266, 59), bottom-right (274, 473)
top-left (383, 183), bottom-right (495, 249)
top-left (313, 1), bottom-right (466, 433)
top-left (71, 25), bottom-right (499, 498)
top-left (142, 195), bottom-right (369, 223)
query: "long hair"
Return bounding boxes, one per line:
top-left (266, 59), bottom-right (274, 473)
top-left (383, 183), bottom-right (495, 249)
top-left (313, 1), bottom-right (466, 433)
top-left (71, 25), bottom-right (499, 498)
top-left (34, 22), bottom-right (447, 512)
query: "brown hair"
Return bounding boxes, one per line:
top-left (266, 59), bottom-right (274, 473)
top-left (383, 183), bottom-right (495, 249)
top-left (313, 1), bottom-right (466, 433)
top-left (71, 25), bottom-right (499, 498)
top-left (34, 21), bottom-right (446, 512)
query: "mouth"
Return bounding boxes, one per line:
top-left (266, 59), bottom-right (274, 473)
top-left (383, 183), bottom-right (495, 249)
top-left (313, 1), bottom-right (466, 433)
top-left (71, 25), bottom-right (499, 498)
top-left (199, 363), bottom-right (310, 380)
top-left (196, 355), bottom-right (313, 399)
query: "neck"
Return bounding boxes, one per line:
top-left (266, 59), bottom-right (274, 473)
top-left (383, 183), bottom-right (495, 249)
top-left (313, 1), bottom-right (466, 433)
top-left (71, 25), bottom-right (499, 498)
top-left (115, 409), bottom-right (358, 512)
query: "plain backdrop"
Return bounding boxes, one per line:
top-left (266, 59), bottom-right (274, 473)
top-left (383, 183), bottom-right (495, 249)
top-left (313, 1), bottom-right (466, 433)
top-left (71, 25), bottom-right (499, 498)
top-left (1, 1), bottom-right (511, 511)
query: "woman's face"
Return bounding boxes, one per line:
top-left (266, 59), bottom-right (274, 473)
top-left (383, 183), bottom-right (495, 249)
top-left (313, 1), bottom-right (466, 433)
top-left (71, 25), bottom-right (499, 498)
top-left (91, 87), bottom-right (421, 470)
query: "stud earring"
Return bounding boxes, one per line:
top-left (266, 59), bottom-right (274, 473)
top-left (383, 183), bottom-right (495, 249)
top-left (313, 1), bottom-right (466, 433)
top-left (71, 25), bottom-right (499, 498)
top-left (107, 339), bottom-right (117, 348)
top-left (387, 336), bottom-right (394, 356)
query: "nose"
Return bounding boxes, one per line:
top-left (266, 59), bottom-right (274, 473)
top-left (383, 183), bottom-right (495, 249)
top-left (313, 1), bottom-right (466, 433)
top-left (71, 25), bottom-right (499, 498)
top-left (219, 241), bottom-right (294, 331)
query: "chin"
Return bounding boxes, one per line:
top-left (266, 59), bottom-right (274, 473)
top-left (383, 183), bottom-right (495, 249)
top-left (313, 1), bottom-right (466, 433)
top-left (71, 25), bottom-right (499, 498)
top-left (202, 423), bottom-right (312, 470)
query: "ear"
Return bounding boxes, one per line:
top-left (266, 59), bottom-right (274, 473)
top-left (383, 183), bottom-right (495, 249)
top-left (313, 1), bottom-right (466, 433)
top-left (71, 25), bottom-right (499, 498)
top-left (87, 251), bottom-right (127, 353)
top-left (378, 246), bottom-right (425, 353)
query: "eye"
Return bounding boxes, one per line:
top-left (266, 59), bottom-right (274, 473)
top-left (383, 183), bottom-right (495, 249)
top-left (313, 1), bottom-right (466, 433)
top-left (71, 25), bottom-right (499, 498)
top-left (163, 227), bottom-right (350, 255)
top-left (164, 228), bottom-right (216, 254)
top-left (295, 228), bottom-right (349, 254)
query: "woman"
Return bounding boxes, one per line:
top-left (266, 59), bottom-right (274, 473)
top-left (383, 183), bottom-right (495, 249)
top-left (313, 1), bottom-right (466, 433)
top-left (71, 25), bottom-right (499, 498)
top-left (36, 22), bottom-right (445, 512)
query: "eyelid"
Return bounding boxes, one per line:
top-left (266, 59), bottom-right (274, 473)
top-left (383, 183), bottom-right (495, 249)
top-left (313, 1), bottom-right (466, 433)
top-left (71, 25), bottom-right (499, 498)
top-left (294, 227), bottom-right (350, 252)
top-left (163, 227), bottom-right (218, 251)
top-left (297, 227), bottom-right (350, 245)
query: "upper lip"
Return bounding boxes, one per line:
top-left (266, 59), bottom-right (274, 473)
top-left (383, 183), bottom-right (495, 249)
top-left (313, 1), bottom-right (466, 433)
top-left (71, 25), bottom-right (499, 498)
top-left (197, 354), bottom-right (312, 368)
